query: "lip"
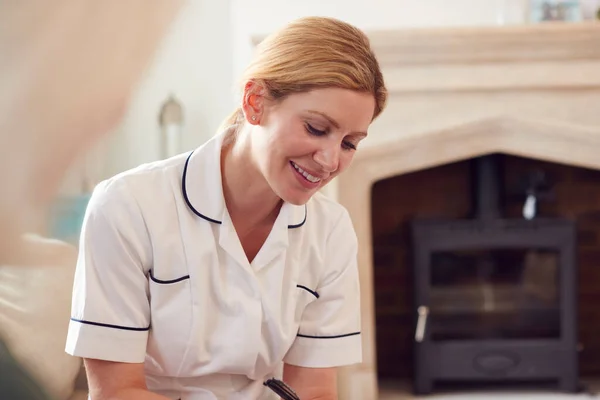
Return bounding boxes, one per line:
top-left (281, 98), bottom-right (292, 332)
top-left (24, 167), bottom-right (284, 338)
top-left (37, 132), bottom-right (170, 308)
top-left (290, 161), bottom-right (322, 190)
top-left (290, 161), bottom-right (325, 179)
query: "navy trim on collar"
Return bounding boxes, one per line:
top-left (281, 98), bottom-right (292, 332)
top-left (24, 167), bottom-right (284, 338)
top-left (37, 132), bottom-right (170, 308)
top-left (182, 151), bottom-right (222, 224)
top-left (182, 148), bottom-right (308, 229)
top-left (288, 205), bottom-right (307, 229)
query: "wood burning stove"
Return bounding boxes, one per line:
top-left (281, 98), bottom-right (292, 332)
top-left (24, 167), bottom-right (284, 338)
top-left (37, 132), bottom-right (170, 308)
top-left (410, 154), bottom-right (578, 394)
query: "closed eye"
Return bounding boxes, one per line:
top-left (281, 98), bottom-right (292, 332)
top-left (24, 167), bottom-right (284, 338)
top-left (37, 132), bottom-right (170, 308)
top-left (306, 123), bottom-right (358, 151)
top-left (305, 123), bottom-right (326, 136)
top-left (343, 141), bottom-right (357, 151)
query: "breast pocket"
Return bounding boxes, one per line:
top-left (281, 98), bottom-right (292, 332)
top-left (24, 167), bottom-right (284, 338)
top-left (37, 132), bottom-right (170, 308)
top-left (293, 284), bottom-right (319, 323)
top-left (147, 270), bottom-right (193, 376)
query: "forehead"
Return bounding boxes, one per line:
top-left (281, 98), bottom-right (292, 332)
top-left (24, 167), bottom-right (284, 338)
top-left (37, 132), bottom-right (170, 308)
top-left (277, 88), bottom-right (375, 130)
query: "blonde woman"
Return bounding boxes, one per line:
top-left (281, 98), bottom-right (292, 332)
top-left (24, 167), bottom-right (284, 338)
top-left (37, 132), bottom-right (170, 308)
top-left (67, 17), bottom-right (387, 400)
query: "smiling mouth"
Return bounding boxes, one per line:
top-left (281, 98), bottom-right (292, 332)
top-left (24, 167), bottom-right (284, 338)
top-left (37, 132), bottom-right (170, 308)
top-left (290, 161), bottom-right (321, 183)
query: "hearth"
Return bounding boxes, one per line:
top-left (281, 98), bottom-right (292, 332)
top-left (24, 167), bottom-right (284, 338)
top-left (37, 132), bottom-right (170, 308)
top-left (410, 154), bottom-right (578, 394)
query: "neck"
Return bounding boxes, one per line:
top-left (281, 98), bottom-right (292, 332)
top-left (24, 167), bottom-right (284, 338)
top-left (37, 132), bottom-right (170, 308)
top-left (221, 126), bottom-right (282, 233)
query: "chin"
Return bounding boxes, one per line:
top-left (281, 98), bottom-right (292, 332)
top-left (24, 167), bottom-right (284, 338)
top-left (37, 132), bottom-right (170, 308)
top-left (277, 187), bottom-right (317, 206)
top-left (280, 193), bottom-right (312, 206)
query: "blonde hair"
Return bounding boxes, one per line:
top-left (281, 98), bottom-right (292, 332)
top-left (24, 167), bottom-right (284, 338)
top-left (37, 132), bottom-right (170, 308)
top-left (219, 16), bottom-right (387, 132)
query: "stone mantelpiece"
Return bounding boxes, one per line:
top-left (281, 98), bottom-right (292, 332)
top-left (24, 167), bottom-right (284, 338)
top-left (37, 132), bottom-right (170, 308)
top-left (329, 22), bottom-right (600, 400)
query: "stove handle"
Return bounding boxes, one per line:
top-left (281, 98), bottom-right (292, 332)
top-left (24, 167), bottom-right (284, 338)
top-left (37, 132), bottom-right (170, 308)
top-left (415, 305), bottom-right (429, 343)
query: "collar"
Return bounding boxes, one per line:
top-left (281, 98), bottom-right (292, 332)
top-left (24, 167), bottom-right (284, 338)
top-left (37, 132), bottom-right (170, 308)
top-left (181, 128), bottom-right (307, 229)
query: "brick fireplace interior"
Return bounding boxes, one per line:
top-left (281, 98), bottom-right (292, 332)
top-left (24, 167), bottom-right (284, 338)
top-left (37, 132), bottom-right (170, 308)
top-left (371, 154), bottom-right (600, 386)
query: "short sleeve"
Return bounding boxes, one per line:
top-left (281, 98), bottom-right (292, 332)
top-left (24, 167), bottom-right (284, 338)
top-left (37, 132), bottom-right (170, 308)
top-left (65, 178), bottom-right (152, 363)
top-left (284, 208), bottom-right (362, 368)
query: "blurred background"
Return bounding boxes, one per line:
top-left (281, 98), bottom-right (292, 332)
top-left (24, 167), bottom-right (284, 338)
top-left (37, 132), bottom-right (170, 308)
top-left (7, 1), bottom-right (600, 400)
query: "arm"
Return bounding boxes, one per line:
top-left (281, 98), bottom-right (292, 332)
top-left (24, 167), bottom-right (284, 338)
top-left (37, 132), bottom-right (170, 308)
top-left (85, 359), bottom-right (169, 400)
top-left (66, 179), bottom-right (155, 397)
top-left (283, 207), bottom-right (362, 399)
top-left (283, 364), bottom-right (337, 400)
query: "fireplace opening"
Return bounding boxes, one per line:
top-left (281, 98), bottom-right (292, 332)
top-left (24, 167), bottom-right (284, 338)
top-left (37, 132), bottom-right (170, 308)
top-left (428, 247), bottom-right (561, 342)
top-left (369, 154), bottom-right (600, 396)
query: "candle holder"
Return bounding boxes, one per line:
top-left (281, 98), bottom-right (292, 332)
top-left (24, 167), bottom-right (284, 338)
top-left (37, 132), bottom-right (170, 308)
top-left (158, 94), bottom-right (184, 159)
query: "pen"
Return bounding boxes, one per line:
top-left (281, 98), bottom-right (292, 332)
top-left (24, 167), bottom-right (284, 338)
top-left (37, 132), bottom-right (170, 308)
top-left (263, 377), bottom-right (301, 400)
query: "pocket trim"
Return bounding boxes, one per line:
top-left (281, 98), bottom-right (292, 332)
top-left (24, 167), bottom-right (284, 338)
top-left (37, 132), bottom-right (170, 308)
top-left (296, 284), bottom-right (320, 299)
top-left (149, 270), bottom-right (190, 284)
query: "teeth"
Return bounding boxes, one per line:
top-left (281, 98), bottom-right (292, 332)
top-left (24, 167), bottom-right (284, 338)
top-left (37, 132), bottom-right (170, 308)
top-left (292, 162), bottom-right (321, 183)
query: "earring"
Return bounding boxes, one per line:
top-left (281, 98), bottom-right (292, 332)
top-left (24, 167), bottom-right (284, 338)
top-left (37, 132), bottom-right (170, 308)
top-left (251, 115), bottom-right (257, 121)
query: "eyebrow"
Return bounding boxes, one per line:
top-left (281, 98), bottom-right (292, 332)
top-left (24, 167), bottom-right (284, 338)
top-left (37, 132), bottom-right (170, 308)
top-left (306, 110), bottom-right (368, 137)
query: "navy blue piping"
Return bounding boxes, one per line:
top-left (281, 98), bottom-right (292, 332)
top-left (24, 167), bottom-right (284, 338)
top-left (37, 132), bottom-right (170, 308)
top-left (181, 151), bottom-right (307, 229)
top-left (297, 332), bottom-right (361, 339)
top-left (183, 150), bottom-right (307, 229)
top-left (149, 270), bottom-right (190, 284)
top-left (287, 205), bottom-right (307, 229)
top-left (181, 151), bottom-right (222, 224)
top-left (70, 318), bottom-right (150, 332)
top-left (296, 284), bottom-right (320, 299)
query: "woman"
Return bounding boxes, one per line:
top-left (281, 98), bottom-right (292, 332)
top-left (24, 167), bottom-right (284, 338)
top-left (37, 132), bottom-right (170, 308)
top-left (66, 16), bottom-right (387, 400)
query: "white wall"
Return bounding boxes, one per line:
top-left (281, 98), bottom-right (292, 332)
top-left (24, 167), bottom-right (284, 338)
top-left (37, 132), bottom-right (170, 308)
top-left (113, 0), bottom-right (234, 174)
top-left (60, 0), bottom-right (235, 195)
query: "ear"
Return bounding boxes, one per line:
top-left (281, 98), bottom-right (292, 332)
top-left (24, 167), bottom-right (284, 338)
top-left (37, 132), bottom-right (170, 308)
top-left (241, 80), bottom-right (267, 125)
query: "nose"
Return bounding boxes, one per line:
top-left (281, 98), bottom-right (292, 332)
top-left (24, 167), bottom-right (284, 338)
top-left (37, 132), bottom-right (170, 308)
top-left (313, 142), bottom-right (340, 173)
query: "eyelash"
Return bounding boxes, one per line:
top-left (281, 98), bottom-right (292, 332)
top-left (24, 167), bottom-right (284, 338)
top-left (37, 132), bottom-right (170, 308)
top-left (305, 123), bottom-right (357, 151)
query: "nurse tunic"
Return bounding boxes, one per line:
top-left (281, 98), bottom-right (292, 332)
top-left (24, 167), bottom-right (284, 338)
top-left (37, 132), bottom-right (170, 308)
top-left (65, 128), bottom-right (362, 399)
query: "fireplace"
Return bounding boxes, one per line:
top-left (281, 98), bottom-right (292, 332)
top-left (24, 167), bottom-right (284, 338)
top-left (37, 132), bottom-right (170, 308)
top-left (366, 153), bottom-right (600, 398)
top-left (410, 154), bottom-right (577, 394)
top-left (314, 22), bottom-right (600, 400)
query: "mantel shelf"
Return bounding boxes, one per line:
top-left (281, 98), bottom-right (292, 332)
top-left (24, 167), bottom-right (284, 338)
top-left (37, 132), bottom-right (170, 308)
top-left (368, 21), bottom-right (600, 66)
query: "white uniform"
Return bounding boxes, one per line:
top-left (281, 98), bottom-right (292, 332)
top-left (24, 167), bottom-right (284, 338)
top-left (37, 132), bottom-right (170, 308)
top-left (65, 129), bottom-right (362, 400)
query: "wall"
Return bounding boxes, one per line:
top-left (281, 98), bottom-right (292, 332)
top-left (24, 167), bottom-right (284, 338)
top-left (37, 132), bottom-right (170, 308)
top-left (112, 0), bottom-right (234, 174)
top-left (60, 0), bottom-right (235, 194)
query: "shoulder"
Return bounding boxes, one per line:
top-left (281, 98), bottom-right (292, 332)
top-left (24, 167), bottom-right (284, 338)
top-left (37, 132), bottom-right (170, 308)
top-left (91, 152), bottom-right (190, 207)
top-left (307, 192), bottom-right (355, 239)
top-left (105, 153), bottom-right (189, 193)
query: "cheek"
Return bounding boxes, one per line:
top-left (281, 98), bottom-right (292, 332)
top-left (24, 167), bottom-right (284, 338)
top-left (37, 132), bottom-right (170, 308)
top-left (275, 128), bottom-right (311, 156)
top-left (336, 152), bottom-right (355, 173)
